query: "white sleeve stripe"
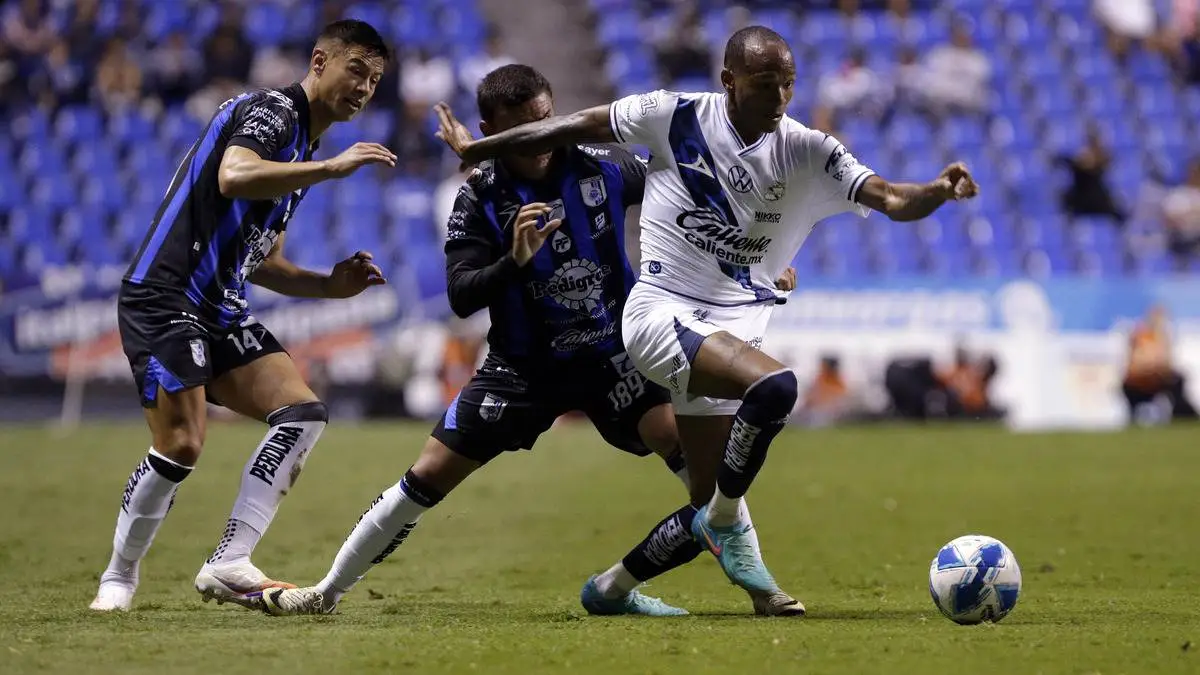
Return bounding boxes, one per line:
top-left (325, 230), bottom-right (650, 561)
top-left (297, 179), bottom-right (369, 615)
top-left (608, 102), bottom-right (626, 144)
top-left (849, 171), bottom-right (875, 202)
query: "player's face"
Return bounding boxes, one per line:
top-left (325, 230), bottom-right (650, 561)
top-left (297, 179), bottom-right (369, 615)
top-left (486, 92), bottom-right (555, 180)
top-left (728, 46), bottom-right (796, 135)
top-left (317, 45), bottom-right (386, 122)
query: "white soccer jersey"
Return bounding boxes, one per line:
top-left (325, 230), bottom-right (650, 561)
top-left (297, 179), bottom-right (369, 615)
top-left (609, 90), bottom-right (875, 305)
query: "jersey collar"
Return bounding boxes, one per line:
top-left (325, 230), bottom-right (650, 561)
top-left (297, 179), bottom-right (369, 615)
top-left (283, 82), bottom-right (319, 151)
top-left (721, 94), bottom-right (772, 156)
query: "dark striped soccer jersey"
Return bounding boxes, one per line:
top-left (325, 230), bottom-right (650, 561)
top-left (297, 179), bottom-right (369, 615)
top-left (123, 82), bottom-right (317, 330)
top-left (445, 144), bottom-right (646, 365)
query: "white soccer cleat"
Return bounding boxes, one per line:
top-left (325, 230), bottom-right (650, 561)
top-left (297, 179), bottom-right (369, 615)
top-left (259, 587), bottom-right (329, 616)
top-left (749, 589), bottom-right (806, 617)
top-left (195, 559), bottom-right (296, 610)
top-left (89, 581), bottom-right (136, 612)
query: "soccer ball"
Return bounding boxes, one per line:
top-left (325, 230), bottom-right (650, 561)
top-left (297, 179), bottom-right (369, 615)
top-left (929, 534), bottom-right (1022, 625)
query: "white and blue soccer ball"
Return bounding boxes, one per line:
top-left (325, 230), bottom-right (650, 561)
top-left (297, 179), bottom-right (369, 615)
top-left (929, 534), bottom-right (1022, 625)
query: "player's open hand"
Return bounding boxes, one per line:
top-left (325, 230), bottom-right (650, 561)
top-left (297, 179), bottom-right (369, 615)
top-left (434, 102), bottom-right (475, 160)
top-left (511, 202), bottom-right (563, 267)
top-left (934, 162), bottom-right (979, 200)
top-left (326, 250), bottom-right (387, 298)
top-left (775, 266), bottom-right (797, 291)
top-left (325, 142), bottom-right (397, 178)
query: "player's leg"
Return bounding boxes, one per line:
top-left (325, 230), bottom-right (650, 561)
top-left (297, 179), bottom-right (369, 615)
top-left (579, 384), bottom-right (695, 616)
top-left (194, 335), bottom-right (327, 606)
top-left (261, 357), bottom-right (555, 615)
top-left (92, 304), bottom-right (211, 611)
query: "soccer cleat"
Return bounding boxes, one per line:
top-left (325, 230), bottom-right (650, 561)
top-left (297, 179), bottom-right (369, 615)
top-left (258, 587), bottom-right (329, 616)
top-left (580, 576), bottom-right (689, 617)
top-left (749, 589), bottom-right (806, 617)
top-left (691, 504), bottom-right (780, 594)
top-left (89, 580), bottom-right (136, 612)
top-left (194, 559), bottom-right (296, 610)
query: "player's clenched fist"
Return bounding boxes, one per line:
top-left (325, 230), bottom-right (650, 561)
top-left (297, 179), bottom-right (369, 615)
top-left (511, 202), bottom-right (563, 267)
top-left (324, 142), bottom-right (397, 178)
top-left (325, 250), bottom-right (387, 298)
top-left (934, 162), bottom-right (979, 201)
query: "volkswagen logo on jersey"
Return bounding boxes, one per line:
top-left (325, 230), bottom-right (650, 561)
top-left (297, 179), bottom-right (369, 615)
top-left (528, 259), bottom-right (612, 316)
top-left (728, 165), bottom-right (754, 193)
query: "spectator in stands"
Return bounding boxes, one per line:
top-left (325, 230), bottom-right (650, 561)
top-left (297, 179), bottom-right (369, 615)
top-left (1094, 0), bottom-right (1155, 64)
top-left (1058, 124), bottom-right (1127, 226)
top-left (797, 355), bottom-right (855, 427)
top-left (937, 346), bottom-right (1002, 419)
top-left (64, 0), bottom-right (104, 66)
top-left (459, 25), bottom-right (514, 94)
top-left (398, 47), bottom-right (456, 170)
top-left (204, 11), bottom-right (254, 87)
top-left (1162, 159), bottom-right (1200, 270)
top-left (147, 31), bottom-right (203, 107)
top-left (93, 39), bottom-right (143, 113)
top-left (3, 0), bottom-right (55, 68)
top-left (654, 3), bottom-right (712, 84)
top-left (893, 45), bottom-right (926, 112)
top-left (0, 42), bottom-right (19, 115)
top-left (1122, 305), bottom-right (1198, 421)
top-left (922, 19), bottom-right (991, 118)
top-left (251, 46), bottom-right (307, 89)
top-left (29, 39), bottom-right (88, 110)
top-left (814, 48), bottom-right (892, 131)
top-left (1157, 0), bottom-right (1200, 84)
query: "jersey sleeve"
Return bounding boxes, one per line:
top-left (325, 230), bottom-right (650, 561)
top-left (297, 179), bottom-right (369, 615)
top-left (227, 96), bottom-right (298, 160)
top-left (612, 147), bottom-right (648, 207)
top-left (444, 172), bottom-right (521, 318)
top-left (789, 126), bottom-right (876, 217)
top-left (608, 90), bottom-right (677, 152)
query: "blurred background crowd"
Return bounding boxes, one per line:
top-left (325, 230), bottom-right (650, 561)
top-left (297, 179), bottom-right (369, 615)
top-left (0, 0), bottom-right (1196, 429)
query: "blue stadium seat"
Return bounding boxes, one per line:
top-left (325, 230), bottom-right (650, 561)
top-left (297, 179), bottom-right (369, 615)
top-left (245, 3), bottom-right (287, 45)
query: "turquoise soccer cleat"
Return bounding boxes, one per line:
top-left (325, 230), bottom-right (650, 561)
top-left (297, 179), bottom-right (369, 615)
top-left (691, 504), bottom-right (781, 594)
top-left (580, 576), bottom-right (688, 617)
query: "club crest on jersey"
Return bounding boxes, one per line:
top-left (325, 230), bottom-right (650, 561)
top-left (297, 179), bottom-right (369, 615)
top-left (479, 393), bottom-right (508, 422)
top-left (189, 339), bottom-right (206, 367)
top-left (765, 180), bottom-right (786, 201)
top-left (579, 176), bottom-right (607, 207)
top-left (728, 165), bottom-right (754, 193)
top-left (551, 229), bottom-right (572, 253)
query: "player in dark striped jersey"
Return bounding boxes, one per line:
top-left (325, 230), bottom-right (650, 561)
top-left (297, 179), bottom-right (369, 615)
top-left (90, 20), bottom-right (394, 612)
top-left (258, 65), bottom-right (800, 618)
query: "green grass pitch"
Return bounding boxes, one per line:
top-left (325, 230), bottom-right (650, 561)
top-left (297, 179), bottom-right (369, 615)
top-left (1, 421), bottom-right (1197, 673)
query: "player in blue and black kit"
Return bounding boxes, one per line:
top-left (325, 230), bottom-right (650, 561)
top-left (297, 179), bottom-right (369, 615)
top-left (90, 20), bottom-right (396, 612)
top-left (260, 65), bottom-right (800, 618)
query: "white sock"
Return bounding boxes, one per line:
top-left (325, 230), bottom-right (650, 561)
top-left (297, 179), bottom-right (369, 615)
top-left (737, 499), bottom-right (762, 557)
top-left (317, 474), bottom-right (438, 604)
top-left (673, 466), bottom-right (690, 490)
top-left (103, 448), bottom-right (192, 584)
top-left (706, 488), bottom-right (743, 528)
top-left (210, 403), bottom-right (327, 563)
top-left (593, 562), bottom-right (640, 599)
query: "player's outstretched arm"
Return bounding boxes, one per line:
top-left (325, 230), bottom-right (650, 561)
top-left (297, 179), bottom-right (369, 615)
top-left (250, 233), bottom-right (386, 299)
top-left (217, 143), bottom-right (397, 200)
top-left (856, 163), bottom-right (979, 222)
top-left (434, 102), bottom-right (614, 165)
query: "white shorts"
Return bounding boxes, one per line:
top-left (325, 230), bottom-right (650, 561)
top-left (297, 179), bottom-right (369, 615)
top-left (622, 281), bottom-right (775, 416)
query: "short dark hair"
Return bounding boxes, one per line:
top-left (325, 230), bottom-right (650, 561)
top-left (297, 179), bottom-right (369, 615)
top-left (316, 19), bottom-right (390, 62)
top-left (723, 25), bottom-right (787, 70)
top-left (476, 64), bottom-right (552, 122)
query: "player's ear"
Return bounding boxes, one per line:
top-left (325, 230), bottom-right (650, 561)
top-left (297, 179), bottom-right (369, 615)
top-left (720, 68), bottom-right (735, 94)
top-left (479, 119), bottom-right (493, 137)
top-left (311, 47), bottom-right (327, 76)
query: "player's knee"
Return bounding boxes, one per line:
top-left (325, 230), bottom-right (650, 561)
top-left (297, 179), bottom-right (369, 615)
top-left (746, 368), bottom-right (798, 417)
top-left (157, 430), bottom-right (204, 466)
top-left (267, 400), bottom-right (328, 426)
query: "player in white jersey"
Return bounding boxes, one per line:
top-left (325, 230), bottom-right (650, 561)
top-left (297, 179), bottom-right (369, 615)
top-left (433, 26), bottom-right (978, 614)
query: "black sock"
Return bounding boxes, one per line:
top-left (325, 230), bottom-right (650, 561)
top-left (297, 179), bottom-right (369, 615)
top-left (716, 369), bottom-right (798, 499)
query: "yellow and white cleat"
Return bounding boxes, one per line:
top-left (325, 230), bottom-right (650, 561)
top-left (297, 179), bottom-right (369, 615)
top-left (258, 587), bottom-right (330, 616)
top-left (749, 589), bottom-right (806, 617)
top-left (89, 581), bottom-right (136, 612)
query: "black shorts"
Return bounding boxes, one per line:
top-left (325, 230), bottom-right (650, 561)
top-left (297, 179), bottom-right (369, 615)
top-left (432, 351), bottom-right (672, 464)
top-left (117, 285), bottom-right (287, 407)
